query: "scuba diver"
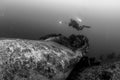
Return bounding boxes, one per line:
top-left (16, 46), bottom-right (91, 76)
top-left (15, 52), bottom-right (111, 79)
top-left (68, 19), bottom-right (91, 31)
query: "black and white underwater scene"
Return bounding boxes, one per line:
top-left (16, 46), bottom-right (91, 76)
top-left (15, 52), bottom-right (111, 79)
top-left (0, 0), bottom-right (120, 80)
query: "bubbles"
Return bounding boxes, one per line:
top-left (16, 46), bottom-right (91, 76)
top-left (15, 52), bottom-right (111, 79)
top-left (59, 21), bottom-right (63, 24)
top-left (76, 17), bottom-right (82, 23)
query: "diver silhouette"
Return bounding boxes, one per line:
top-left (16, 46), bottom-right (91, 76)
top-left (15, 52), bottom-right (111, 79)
top-left (68, 19), bottom-right (91, 31)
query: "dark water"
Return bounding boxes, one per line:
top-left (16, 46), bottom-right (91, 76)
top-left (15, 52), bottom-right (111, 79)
top-left (0, 0), bottom-right (120, 57)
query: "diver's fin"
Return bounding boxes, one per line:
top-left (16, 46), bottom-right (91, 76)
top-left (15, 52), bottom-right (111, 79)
top-left (82, 25), bottom-right (91, 28)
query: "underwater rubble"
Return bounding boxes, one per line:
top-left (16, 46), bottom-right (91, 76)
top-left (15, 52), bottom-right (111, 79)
top-left (39, 33), bottom-right (89, 54)
top-left (0, 38), bottom-right (84, 80)
top-left (74, 61), bottom-right (120, 80)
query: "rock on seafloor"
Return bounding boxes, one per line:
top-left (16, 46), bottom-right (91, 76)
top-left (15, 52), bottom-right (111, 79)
top-left (0, 38), bottom-right (83, 80)
top-left (76, 61), bottom-right (120, 80)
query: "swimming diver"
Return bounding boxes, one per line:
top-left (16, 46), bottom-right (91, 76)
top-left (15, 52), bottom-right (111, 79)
top-left (68, 19), bottom-right (91, 31)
